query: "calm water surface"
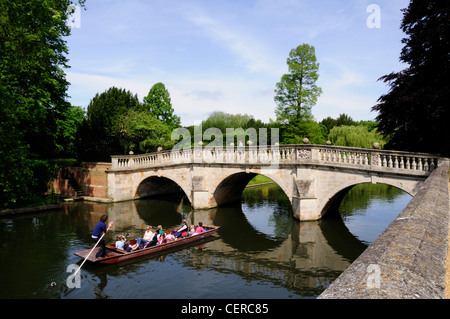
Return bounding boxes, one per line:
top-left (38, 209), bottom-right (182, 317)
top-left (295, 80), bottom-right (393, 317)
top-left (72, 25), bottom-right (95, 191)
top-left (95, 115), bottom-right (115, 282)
top-left (0, 183), bottom-right (411, 299)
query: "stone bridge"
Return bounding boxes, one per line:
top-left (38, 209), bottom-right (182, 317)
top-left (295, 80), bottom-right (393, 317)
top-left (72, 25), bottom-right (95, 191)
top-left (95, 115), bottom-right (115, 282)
top-left (106, 144), bottom-right (444, 221)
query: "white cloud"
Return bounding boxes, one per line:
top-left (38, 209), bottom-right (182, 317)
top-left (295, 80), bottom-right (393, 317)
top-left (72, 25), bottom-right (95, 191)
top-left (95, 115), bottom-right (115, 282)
top-left (66, 0), bottom-right (410, 127)
top-left (183, 7), bottom-right (282, 76)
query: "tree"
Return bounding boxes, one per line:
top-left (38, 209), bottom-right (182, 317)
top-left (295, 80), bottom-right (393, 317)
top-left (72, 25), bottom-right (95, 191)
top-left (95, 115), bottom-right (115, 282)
top-left (55, 105), bottom-right (85, 158)
top-left (142, 82), bottom-right (180, 129)
top-left (119, 109), bottom-right (175, 154)
top-left (280, 118), bottom-right (327, 145)
top-left (80, 87), bottom-right (141, 161)
top-left (372, 0), bottom-right (450, 156)
top-left (86, 87), bottom-right (140, 137)
top-left (0, 0), bottom-right (85, 207)
top-left (275, 44), bottom-right (322, 124)
top-left (328, 125), bottom-right (386, 149)
top-left (319, 113), bottom-right (356, 134)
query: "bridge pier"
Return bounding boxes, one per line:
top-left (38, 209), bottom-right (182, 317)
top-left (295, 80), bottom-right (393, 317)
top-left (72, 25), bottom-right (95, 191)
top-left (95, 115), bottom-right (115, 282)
top-left (292, 197), bottom-right (320, 221)
top-left (191, 190), bottom-right (216, 210)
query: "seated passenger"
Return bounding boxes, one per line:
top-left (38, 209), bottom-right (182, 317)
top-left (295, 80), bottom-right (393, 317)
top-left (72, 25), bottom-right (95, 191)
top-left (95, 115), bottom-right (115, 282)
top-left (195, 222), bottom-right (205, 234)
top-left (143, 225), bottom-right (154, 241)
top-left (165, 232), bottom-right (175, 242)
top-left (145, 233), bottom-right (158, 247)
top-left (174, 220), bottom-right (188, 238)
top-left (124, 240), bottom-right (139, 252)
top-left (157, 225), bottom-right (165, 235)
top-left (135, 237), bottom-right (149, 248)
top-left (188, 225), bottom-right (196, 236)
top-left (157, 233), bottom-right (166, 245)
top-left (115, 234), bottom-right (126, 250)
top-left (134, 225), bottom-right (155, 248)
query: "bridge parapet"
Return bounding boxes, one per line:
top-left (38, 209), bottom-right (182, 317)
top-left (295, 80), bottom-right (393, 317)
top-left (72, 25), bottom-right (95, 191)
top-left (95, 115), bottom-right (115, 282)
top-left (110, 144), bottom-right (440, 175)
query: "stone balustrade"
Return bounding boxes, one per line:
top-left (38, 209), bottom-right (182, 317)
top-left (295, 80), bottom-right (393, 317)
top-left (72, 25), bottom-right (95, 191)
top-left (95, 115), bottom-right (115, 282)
top-left (110, 144), bottom-right (440, 174)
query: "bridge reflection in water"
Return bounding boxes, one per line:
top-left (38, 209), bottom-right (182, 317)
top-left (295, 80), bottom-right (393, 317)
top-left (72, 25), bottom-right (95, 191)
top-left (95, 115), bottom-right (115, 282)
top-left (93, 184), bottom-right (374, 297)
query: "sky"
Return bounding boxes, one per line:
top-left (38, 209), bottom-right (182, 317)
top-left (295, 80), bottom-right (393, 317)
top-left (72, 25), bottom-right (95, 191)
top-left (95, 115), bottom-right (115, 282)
top-left (65, 0), bottom-right (411, 127)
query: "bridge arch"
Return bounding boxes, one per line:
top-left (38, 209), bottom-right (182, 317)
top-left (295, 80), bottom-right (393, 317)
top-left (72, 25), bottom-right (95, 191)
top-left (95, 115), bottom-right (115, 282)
top-left (212, 170), bottom-right (292, 209)
top-left (135, 174), bottom-right (191, 204)
top-left (319, 178), bottom-right (415, 219)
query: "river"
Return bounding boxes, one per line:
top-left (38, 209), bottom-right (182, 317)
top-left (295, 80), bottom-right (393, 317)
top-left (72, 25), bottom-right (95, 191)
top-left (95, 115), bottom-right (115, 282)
top-left (0, 183), bottom-right (411, 299)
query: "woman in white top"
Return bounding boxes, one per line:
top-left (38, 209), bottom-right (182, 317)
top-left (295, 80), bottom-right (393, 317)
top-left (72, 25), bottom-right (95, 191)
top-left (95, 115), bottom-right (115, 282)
top-left (135, 226), bottom-right (154, 248)
top-left (143, 225), bottom-right (154, 241)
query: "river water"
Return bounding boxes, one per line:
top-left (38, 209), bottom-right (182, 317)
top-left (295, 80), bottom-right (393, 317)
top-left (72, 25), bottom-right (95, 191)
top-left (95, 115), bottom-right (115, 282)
top-left (0, 183), bottom-right (411, 299)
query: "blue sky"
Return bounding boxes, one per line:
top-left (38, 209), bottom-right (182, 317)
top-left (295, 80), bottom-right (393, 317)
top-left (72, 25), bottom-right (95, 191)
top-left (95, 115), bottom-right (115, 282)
top-left (66, 0), bottom-right (410, 126)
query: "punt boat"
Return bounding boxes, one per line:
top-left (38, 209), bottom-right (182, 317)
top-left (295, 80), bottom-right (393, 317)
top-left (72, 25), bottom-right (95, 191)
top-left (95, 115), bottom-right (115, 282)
top-left (74, 225), bottom-right (220, 264)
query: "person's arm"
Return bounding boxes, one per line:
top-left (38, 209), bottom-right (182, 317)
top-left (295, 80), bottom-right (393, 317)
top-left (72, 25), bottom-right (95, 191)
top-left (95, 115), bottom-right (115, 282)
top-left (106, 221), bottom-right (114, 232)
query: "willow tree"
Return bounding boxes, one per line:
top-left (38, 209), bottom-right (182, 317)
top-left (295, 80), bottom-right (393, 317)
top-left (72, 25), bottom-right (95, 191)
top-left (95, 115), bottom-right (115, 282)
top-left (275, 44), bottom-right (322, 124)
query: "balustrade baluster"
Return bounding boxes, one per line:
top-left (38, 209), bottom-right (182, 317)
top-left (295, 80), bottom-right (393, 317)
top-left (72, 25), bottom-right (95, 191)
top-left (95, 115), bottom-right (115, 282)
top-left (411, 158), bottom-right (416, 170)
top-left (417, 158), bottom-right (423, 171)
top-left (387, 155), bottom-right (392, 168)
top-left (430, 159), bottom-right (436, 170)
top-left (423, 158), bottom-right (429, 171)
top-left (380, 155), bottom-right (386, 167)
top-left (399, 156), bottom-right (404, 169)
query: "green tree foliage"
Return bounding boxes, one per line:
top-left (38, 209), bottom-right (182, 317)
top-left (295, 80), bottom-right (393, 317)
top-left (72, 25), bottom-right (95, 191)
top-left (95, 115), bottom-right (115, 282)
top-left (0, 0), bottom-right (85, 207)
top-left (275, 43), bottom-right (322, 123)
top-left (196, 111), bottom-right (277, 146)
top-left (80, 86), bottom-right (178, 160)
top-left (79, 87), bottom-right (140, 161)
top-left (55, 105), bottom-right (85, 158)
top-left (328, 125), bottom-right (386, 149)
top-left (202, 111), bottom-right (253, 133)
top-left (320, 114), bottom-right (356, 134)
top-left (372, 0), bottom-right (450, 156)
top-left (143, 82), bottom-right (181, 129)
top-left (280, 118), bottom-right (327, 145)
top-left (86, 87), bottom-right (140, 137)
top-left (119, 109), bottom-right (175, 154)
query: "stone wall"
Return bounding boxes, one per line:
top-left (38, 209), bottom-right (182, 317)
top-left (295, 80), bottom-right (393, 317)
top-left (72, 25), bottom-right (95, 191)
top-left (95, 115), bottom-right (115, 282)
top-left (51, 162), bottom-right (111, 199)
top-left (318, 164), bottom-right (450, 299)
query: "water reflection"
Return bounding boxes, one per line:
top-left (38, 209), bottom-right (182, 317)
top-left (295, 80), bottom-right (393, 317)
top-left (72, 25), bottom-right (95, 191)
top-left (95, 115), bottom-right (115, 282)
top-left (0, 183), bottom-right (409, 299)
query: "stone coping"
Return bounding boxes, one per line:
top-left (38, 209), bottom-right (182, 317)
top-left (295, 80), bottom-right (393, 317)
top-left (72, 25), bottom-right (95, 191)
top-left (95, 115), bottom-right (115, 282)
top-left (318, 164), bottom-right (450, 299)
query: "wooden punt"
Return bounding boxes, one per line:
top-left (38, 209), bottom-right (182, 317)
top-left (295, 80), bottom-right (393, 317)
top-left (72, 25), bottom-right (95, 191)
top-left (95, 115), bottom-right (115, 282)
top-left (74, 225), bottom-right (220, 265)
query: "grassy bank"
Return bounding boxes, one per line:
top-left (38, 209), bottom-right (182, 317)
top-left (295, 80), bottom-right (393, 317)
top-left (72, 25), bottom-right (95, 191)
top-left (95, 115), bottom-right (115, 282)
top-left (247, 174), bottom-right (274, 185)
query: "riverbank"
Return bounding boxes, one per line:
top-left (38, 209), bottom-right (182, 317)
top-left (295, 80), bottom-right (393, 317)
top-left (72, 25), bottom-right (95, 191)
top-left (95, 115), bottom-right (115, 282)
top-left (0, 203), bottom-right (63, 218)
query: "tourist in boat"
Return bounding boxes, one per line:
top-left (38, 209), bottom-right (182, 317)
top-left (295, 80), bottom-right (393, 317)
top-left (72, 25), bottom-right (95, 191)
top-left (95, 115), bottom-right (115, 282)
top-left (135, 225), bottom-right (154, 248)
top-left (157, 233), bottom-right (166, 245)
top-left (115, 234), bottom-right (126, 250)
top-left (188, 225), bottom-right (196, 236)
top-left (174, 220), bottom-right (188, 238)
top-left (157, 225), bottom-right (164, 235)
top-left (143, 226), bottom-right (154, 240)
top-left (124, 240), bottom-right (139, 252)
top-left (92, 215), bottom-right (114, 258)
top-left (165, 232), bottom-right (175, 242)
top-left (195, 222), bottom-right (205, 234)
top-left (144, 233), bottom-right (158, 247)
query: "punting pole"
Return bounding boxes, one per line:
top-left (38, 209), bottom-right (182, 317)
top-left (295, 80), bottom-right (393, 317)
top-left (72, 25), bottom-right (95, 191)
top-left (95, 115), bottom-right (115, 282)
top-left (73, 221), bottom-right (114, 278)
